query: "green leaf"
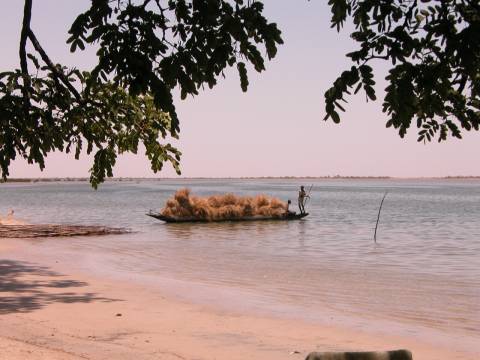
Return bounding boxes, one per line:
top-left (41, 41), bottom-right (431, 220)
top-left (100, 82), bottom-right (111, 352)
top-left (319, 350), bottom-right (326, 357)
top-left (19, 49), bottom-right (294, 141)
top-left (365, 86), bottom-right (376, 101)
top-left (27, 54), bottom-right (40, 69)
top-left (237, 62), bottom-right (248, 92)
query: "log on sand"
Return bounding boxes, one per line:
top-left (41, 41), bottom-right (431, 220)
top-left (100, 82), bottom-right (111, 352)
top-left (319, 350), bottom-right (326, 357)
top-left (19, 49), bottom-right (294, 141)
top-left (305, 349), bottom-right (412, 360)
top-left (0, 224), bottom-right (128, 238)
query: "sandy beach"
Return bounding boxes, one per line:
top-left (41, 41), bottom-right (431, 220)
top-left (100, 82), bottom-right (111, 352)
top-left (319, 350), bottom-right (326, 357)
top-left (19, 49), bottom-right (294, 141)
top-left (1, 236), bottom-right (476, 360)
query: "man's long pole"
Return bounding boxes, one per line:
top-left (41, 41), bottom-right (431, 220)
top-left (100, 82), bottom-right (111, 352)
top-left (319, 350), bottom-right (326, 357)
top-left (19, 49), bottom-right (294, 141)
top-left (304, 184), bottom-right (313, 207)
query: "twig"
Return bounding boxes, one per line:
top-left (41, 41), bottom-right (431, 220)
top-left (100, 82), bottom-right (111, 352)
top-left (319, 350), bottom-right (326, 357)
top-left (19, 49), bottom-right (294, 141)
top-left (374, 191), bottom-right (388, 243)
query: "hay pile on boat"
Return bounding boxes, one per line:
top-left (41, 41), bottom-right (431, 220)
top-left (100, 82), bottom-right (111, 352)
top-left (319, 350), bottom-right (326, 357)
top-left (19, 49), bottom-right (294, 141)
top-left (161, 188), bottom-right (287, 221)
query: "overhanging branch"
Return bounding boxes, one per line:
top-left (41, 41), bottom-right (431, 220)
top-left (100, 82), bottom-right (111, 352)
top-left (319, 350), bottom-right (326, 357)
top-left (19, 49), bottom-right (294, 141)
top-left (27, 29), bottom-right (82, 101)
top-left (20, 0), bottom-right (33, 115)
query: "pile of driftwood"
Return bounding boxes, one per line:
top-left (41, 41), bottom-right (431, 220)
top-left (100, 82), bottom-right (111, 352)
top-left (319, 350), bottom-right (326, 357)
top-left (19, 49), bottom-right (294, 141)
top-left (0, 224), bottom-right (128, 238)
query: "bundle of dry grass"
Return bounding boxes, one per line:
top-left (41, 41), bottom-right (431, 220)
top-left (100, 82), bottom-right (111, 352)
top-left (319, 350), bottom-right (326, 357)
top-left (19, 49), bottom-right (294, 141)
top-left (0, 224), bottom-right (128, 238)
top-left (161, 188), bottom-right (287, 221)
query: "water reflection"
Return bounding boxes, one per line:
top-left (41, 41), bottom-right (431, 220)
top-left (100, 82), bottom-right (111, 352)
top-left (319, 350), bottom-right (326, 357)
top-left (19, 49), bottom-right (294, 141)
top-left (162, 220), bottom-right (303, 240)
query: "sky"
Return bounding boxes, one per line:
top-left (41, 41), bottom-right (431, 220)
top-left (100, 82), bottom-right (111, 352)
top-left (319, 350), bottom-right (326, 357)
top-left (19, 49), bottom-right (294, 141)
top-left (1, 0), bottom-right (479, 178)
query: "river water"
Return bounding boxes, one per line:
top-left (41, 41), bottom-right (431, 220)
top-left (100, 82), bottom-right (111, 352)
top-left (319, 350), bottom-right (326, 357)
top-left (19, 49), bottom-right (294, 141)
top-left (1, 179), bottom-right (479, 352)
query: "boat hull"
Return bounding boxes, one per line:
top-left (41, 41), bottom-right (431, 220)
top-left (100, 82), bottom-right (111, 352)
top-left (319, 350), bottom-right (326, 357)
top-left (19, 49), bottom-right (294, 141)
top-left (146, 212), bottom-right (309, 223)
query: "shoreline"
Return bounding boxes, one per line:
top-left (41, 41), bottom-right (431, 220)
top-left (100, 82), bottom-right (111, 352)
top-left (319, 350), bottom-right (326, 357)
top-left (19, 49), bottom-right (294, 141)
top-left (1, 238), bottom-right (478, 360)
top-left (2, 176), bottom-right (480, 184)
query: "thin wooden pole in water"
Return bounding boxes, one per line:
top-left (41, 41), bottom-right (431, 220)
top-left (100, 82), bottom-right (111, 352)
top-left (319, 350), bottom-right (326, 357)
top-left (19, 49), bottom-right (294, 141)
top-left (374, 191), bottom-right (388, 243)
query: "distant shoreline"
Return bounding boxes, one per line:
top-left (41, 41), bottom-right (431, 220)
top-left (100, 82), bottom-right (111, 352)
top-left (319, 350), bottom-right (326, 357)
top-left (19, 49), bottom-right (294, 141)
top-left (2, 175), bottom-right (480, 183)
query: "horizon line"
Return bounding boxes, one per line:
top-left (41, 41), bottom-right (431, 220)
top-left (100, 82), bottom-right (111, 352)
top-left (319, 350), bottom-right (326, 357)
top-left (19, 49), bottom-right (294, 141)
top-left (2, 175), bottom-right (480, 183)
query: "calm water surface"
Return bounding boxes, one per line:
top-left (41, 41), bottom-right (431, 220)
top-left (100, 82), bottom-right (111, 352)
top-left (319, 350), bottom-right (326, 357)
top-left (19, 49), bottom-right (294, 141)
top-left (1, 179), bottom-right (479, 348)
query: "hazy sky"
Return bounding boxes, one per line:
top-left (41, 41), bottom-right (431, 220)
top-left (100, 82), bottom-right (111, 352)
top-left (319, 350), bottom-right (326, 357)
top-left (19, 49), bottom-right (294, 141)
top-left (1, 1), bottom-right (479, 178)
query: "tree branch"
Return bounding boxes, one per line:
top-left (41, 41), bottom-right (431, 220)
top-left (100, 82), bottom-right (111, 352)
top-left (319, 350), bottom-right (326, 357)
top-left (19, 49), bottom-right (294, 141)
top-left (20, 0), bottom-right (33, 115)
top-left (27, 29), bottom-right (82, 101)
top-left (28, 30), bottom-right (106, 132)
top-left (457, 74), bottom-right (468, 95)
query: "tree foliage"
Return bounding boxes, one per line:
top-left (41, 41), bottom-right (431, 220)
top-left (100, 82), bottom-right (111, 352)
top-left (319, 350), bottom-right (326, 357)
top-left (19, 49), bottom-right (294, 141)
top-left (0, 0), bottom-right (282, 187)
top-left (325, 0), bottom-right (480, 142)
top-left (3, 1), bottom-right (479, 187)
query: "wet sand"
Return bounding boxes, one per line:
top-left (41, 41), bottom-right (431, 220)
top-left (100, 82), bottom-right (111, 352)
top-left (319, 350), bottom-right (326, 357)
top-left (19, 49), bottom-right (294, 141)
top-left (0, 238), bottom-right (477, 360)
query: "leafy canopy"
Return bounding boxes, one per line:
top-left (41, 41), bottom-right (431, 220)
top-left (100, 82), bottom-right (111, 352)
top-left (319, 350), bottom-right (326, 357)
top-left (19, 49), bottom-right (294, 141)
top-left (3, 1), bottom-right (479, 187)
top-left (0, 0), bottom-right (282, 187)
top-left (325, 0), bottom-right (480, 142)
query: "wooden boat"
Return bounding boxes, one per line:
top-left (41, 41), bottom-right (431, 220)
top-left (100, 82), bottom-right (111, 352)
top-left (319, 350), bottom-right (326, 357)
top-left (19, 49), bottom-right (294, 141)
top-left (146, 211), bottom-right (309, 223)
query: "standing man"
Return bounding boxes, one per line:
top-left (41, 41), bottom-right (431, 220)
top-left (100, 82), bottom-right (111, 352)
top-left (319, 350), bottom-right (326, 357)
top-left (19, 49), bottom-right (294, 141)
top-left (298, 186), bottom-right (309, 214)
